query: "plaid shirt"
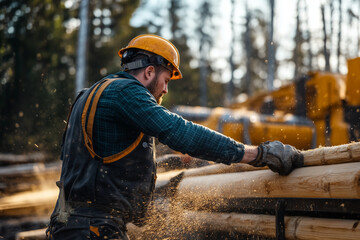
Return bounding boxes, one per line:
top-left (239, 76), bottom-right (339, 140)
top-left (92, 71), bottom-right (245, 164)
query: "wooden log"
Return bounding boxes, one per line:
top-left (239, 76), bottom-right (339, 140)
top-left (183, 162), bottom-right (264, 178)
top-left (0, 162), bottom-right (60, 178)
top-left (0, 176), bottom-right (60, 195)
top-left (303, 141), bottom-right (360, 166)
top-left (15, 228), bottom-right (46, 240)
top-left (0, 187), bottom-right (58, 216)
top-left (175, 162), bottom-right (360, 209)
top-left (154, 164), bottom-right (262, 192)
top-left (0, 152), bottom-right (48, 165)
top-left (159, 142), bottom-right (360, 181)
top-left (155, 165), bottom-right (260, 194)
top-left (0, 180), bottom-right (47, 195)
top-left (0, 217), bottom-right (49, 240)
top-left (0, 216), bottom-right (50, 229)
top-left (181, 210), bottom-right (360, 240)
top-left (0, 162), bottom-right (61, 195)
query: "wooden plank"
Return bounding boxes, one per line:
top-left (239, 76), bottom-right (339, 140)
top-left (175, 162), bottom-right (360, 209)
top-left (181, 210), bottom-right (360, 240)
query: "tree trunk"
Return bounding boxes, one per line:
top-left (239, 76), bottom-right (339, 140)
top-left (321, 4), bottom-right (331, 71)
top-left (304, 0), bottom-right (313, 70)
top-left (226, 0), bottom-right (236, 106)
top-left (75, 0), bottom-right (89, 95)
top-left (244, 0), bottom-right (253, 96)
top-left (337, 0), bottom-right (342, 72)
top-left (294, 0), bottom-right (301, 78)
top-left (267, 0), bottom-right (275, 91)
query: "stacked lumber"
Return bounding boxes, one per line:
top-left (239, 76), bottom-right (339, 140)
top-left (135, 142), bottom-right (360, 239)
top-left (2, 142), bottom-right (360, 239)
top-left (0, 153), bottom-right (60, 240)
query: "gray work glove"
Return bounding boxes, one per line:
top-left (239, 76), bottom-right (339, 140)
top-left (248, 141), bottom-right (304, 175)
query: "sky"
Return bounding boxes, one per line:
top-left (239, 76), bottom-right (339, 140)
top-left (131, 0), bottom-right (360, 87)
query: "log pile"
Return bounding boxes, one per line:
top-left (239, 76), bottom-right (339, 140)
top-left (1, 142), bottom-right (360, 239)
top-left (0, 153), bottom-right (60, 240)
top-left (134, 142), bottom-right (360, 239)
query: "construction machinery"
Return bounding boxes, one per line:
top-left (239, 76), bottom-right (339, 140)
top-left (173, 57), bottom-right (360, 150)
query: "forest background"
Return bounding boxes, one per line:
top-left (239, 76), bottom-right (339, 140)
top-left (1, 0), bottom-right (359, 155)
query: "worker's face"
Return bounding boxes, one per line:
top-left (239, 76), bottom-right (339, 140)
top-left (147, 67), bottom-right (171, 104)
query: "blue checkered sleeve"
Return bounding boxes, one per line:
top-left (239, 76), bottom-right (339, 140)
top-left (112, 82), bottom-right (245, 164)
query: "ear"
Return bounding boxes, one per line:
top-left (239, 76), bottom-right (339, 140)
top-left (144, 65), bottom-right (156, 81)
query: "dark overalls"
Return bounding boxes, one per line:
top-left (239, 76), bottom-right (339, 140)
top-left (47, 78), bottom-right (156, 239)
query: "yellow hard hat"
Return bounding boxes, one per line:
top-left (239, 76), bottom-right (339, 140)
top-left (118, 34), bottom-right (182, 80)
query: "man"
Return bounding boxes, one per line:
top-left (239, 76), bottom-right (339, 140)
top-left (47, 34), bottom-right (303, 239)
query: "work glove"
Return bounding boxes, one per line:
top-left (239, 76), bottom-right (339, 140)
top-left (248, 141), bottom-right (304, 175)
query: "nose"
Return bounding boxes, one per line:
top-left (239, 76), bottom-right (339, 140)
top-left (163, 83), bottom-right (168, 94)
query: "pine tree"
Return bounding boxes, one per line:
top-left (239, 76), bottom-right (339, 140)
top-left (0, 0), bottom-right (72, 154)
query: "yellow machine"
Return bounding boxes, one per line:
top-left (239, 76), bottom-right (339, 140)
top-left (173, 57), bottom-right (360, 150)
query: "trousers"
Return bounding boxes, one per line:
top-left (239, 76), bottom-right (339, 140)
top-left (46, 215), bottom-right (129, 240)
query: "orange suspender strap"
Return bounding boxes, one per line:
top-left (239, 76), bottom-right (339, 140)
top-left (81, 78), bottom-right (144, 164)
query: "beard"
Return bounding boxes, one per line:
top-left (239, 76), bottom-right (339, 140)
top-left (147, 75), bottom-right (164, 104)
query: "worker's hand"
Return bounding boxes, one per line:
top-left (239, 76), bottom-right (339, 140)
top-left (248, 141), bottom-right (304, 175)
